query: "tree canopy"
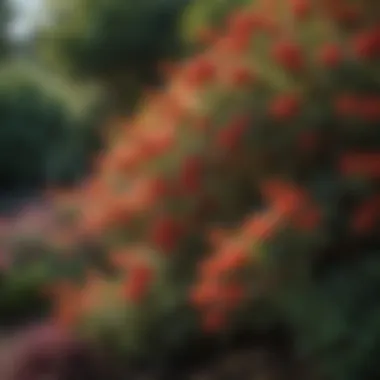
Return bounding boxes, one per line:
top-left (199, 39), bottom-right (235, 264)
top-left (36, 0), bottom-right (189, 112)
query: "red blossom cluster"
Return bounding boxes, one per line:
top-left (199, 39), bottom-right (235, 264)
top-left (30, 0), bottom-right (379, 340)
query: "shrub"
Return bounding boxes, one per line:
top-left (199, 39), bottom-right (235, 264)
top-left (0, 61), bottom-right (102, 191)
top-left (12, 0), bottom-right (380, 378)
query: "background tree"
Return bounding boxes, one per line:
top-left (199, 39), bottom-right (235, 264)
top-left (0, 60), bottom-right (103, 193)
top-left (181, 0), bottom-right (250, 47)
top-left (36, 0), bottom-right (190, 114)
top-left (0, 0), bottom-right (11, 59)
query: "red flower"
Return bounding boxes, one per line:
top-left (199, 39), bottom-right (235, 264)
top-left (197, 27), bottom-right (218, 45)
top-left (150, 177), bottom-right (171, 198)
top-left (318, 44), bottom-right (343, 67)
top-left (199, 258), bottom-right (224, 279)
top-left (216, 35), bottom-right (251, 55)
top-left (150, 215), bottom-right (183, 253)
top-left (352, 29), bottom-right (380, 60)
top-left (261, 180), bottom-right (307, 216)
top-left (123, 264), bottom-right (154, 303)
top-left (229, 66), bottom-right (255, 87)
top-left (216, 116), bottom-right (249, 151)
top-left (270, 94), bottom-right (300, 120)
top-left (290, 0), bottom-right (312, 19)
top-left (178, 155), bottom-right (203, 194)
top-left (272, 40), bottom-right (304, 72)
top-left (228, 10), bottom-right (259, 39)
top-left (185, 57), bottom-right (216, 86)
top-left (217, 243), bottom-right (249, 272)
top-left (190, 282), bottom-right (221, 308)
top-left (242, 214), bottom-right (277, 240)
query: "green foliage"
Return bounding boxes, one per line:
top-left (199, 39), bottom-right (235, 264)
top-left (37, 0), bottom-right (189, 112)
top-left (0, 61), bottom-right (102, 189)
top-left (0, 263), bottom-right (52, 327)
top-left (35, 0), bottom-right (379, 370)
top-left (275, 252), bottom-right (380, 380)
top-left (3, 1), bottom-right (380, 379)
top-left (0, 0), bottom-right (10, 59)
top-left (182, 0), bottom-right (250, 45)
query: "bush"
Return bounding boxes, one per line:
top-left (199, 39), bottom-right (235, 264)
top-left (0, 61), bottom-right (102, 190)
top-left (9, 0), bottom-right (380, 378)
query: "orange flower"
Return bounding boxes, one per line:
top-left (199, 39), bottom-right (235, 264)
top-left (261, 180), bottom-right (307, 216)
top-left (207, 228), bottom-right (229, 248)
top-left (199, 257), bottom-right (224, 279)
top-left (216, 115), bottom-right (250, 152)
top-left (149, 215), bottom-right (184, 253)
top-left (227, 10), bottom-right (258, 41)
top-left (107, 144), bottom-right (142, 173)
top-left (290, 0), bottom-right (312, 19)
top-left (215, 34), bottom-right (250, 55)
top-left (352, 28), bottom-right (380, 60)
top-left (242, 212), bottom-right (279, 240)
top-left (183, 56), bottom-right (216, 87)
top-left (178, 155), bottom-right (204, 194)
top-left (140, 128), bottom-right (175, 157)
top-left (122, 263), bottom-right (154, 303)
top-left (224, 66), bottom-right (255, 87)
top-left (109, 246), bottom-right (143, 271)
top-left (50, 281), bottom-right (83, 329)
top-left (216, 242), bottom-right (250, 273)
top-left (197, 27), bottom-right (218, 45)
top-left (270, 94), bottom-right (301, 120)
top-left (79, 272), bottom-right (107, 315)
top-left (272, 40), bottom-right (304, 72)
top-left (317, 44), bottom-right (343, 67)
top-left (80, 207), bottom-right (110, 236)
top-left (190, 281), bottom-right (221, 308)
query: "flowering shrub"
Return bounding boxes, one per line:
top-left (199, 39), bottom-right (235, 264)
top-left (5, 0), bottom-right (379, 377)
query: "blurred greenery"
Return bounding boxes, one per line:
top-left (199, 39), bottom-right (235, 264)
top-left (0, 0), bottom-right (10, 59)
top-left (280, 252), bottom-right (380, 380)
top-left (36, 0), bottom-right (190, 113)
top-left (181, 0), bottom-right (250, 46)
top-left (0, 0), bottom-right (194, 191)
top-left (0, 1), bottom-right (380, 380)
top-left (0, 262), bottom-right (52, 327)
top-left (0, 0), bottom-right (191, 191)
top-left (0, 60), bottom-right (104, 190)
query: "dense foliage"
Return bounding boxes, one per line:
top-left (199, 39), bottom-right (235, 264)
top-left (0, 62), bottom-right (103, 191)
top-left (1, 0), bottom-right (380, 379)
top-left (0, 0), bottom-right (10, 59)
top-left (37, 0), bottom-right (190, 112)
